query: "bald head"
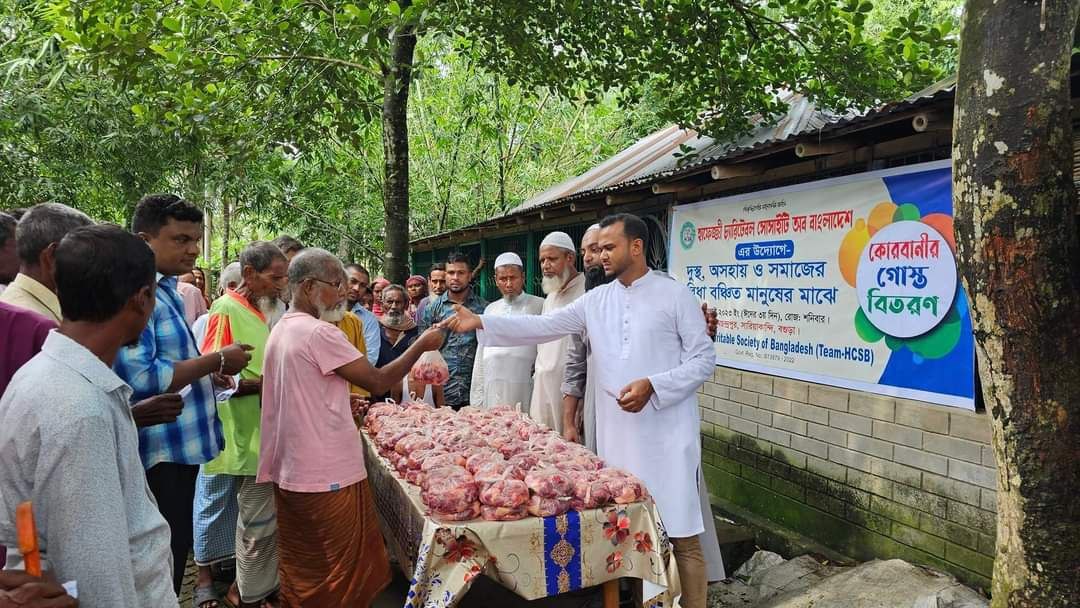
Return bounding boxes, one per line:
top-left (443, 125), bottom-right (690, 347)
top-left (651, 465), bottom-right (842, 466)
top-left (288, 248), bottom-right (348, 322)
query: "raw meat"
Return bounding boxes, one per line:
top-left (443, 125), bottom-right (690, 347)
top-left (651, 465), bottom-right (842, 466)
top-left (570, 475), bottom-right (612, 511)
top-left (465, 450), bottom-right (503, 474)
top-left (421, 452), bottom-right (466, 472)
top-left (524, 468), bottom-right (573, 499)
top-left (481, 504), bottom-right (529, 521)
top-left (421, 467), bottom-right (478, 513)
top-left (526, 495), bottom-right (570, 517)
top-left (601, 470), bottom-right (650, 504)
top-left (431, 502), bottom-right (482, 522)
top-left (479, 479), bottom-right (530, 508)
top-left (395, 434), bottom-right (435, 456)
top-left (411, 350), bottom-right (450, 385)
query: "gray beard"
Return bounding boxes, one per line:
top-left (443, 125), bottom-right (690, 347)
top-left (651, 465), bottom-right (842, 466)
top-left (541, 268), bottom-right (572, 295)
top-left (317, 301), bottom-right (347, 323)
top-left (384, 311), bottom-right (405, 325)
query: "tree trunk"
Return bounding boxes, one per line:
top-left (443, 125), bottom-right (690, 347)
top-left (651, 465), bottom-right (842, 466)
top-left (221, 196), bottom-right (231, 266)
top-left (953, 2), bottom-right (1080, 605)
top-left (380, 9), bottom-right (417, 285)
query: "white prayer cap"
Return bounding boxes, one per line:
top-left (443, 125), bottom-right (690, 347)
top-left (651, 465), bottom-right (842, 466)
top-left (540, 231), bottom-right (576, 253)
top-left (584, 223), bottom-right (601, 234)
top-left (494, 252), bottom-right (523, 269)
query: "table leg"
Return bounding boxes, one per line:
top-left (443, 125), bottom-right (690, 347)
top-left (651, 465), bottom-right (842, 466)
top-left (603, 579), bottom-right (619, 608)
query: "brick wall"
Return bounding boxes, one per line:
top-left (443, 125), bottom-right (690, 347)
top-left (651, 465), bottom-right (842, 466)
top-left (699, 367), bottom-right (995, 590)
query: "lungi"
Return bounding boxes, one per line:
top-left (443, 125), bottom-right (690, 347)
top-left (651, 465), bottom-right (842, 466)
top-left (193, 470), bottom-right (239, 566)
top-left (273, 480), bottom-right (390, 607)
top-left (236, 476), bottom-right (280, 603)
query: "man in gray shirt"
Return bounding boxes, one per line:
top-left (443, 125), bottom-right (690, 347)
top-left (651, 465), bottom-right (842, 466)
top-left (0, 224), bottom-right (176, 607)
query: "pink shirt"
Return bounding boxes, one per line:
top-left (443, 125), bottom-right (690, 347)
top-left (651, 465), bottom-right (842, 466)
top-left (257, 312), bottom-right (366, 493)
top-left (176, 281), bottom-right (208, 326)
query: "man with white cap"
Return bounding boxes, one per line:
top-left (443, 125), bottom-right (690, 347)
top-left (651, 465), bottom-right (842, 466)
top-left (530, 231), bottom-right (586, 432)
top-left (469, 252), bottom-right (544, 409)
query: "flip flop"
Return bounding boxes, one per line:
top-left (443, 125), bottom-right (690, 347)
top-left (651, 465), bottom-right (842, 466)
top-left (194, 585), bottom-right (221, 608)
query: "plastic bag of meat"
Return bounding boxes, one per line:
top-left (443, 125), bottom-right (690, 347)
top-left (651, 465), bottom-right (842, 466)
top-left (421, 467), bottom-right (478, 513)
top-left (497, 439), bottom-right (529, 459)
top-left (406, 448), bottom-right (442, 471)
top-left (569, 474), bottom-right (612, 510)
top-left (474, 461), bottom-right (522, 486)
top-left (395, 433), bottom-right (435, 456)
top-left (526, 495), bottom-right (571, 518)
top-left (507, 452), bottom-right (541, 472)
top-left (431, 502), bottom-right (482, 522)
top-left (465, 450), bottom-right (503, 474)
top-left (524, 468), bottom-right (573, 499)
top-left (481, 504), bottom-right (529, 521)
top-left (421, 452), bottom-right (466, 472)
top-left (601, 470), bottom-right (650, 504)
top-left (406, 469), bottom-right (425, 486)
top-left (411, 350), bottom-right (450, 385)
top-left (479, 479), bottom-right (529, 508)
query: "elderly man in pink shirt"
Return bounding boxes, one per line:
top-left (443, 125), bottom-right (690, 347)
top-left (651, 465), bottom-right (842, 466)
top-left (257, 248), bottom-right (444, 607)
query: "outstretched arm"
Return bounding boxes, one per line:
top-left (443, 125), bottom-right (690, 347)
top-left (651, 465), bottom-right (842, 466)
top-left (441, 297), bottom-right (588, 347)
top-left (336, 329), bottom-right (445, 397)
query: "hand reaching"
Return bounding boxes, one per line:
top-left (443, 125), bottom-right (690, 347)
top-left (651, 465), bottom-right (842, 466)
top-left (437, 304), bottom-right (483, 333)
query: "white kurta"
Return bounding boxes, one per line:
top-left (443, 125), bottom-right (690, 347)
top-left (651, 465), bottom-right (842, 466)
top-left (470, 292), bottom-right (545, 410)
top-left (529, 273), bottom-right (586, 432)
top-left (479, 271), bottom-right (715, 538)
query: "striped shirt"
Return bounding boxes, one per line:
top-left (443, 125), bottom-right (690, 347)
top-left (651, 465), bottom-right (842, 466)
top-left (114, 274), bottom-right (222, 469)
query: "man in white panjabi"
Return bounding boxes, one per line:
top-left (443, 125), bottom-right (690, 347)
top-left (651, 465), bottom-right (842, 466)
top-left (441, 213), bottom-right (715, 608)
top-left (562, 224), bottom-right (728, 583)
top-left (529, 231), bottom-right (586, 431)
top-left (469, 252), bottom-right (544, 409)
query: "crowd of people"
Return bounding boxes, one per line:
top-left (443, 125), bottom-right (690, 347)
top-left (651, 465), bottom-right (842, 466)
top-left (0, 196), bottom-right (723, 608)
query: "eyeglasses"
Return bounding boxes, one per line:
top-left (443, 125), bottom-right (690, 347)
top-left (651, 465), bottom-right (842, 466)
top-left (308, 277), bottom-right (344, 290)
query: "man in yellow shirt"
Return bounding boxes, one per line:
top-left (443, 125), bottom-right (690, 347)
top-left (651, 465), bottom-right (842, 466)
top-left (0, 203), bottom-right (92, 322)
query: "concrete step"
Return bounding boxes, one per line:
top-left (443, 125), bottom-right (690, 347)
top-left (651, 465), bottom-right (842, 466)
top-left (712, 515), bottom-right (757, 576)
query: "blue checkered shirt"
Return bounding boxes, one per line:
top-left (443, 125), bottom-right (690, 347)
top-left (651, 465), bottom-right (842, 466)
top-left (114, 274), bottom-right (222, 469)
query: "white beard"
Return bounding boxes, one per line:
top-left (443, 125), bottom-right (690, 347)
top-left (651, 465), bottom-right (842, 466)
top-left (541, 268), bottom-right (571, 295)
top-left (317, 301), bottom-right (347, 323)
top-left (255, 296), bottom-right (278, 318)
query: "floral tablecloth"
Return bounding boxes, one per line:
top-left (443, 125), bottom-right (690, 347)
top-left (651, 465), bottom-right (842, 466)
top-left (361, 431), bottom-right (682, 608)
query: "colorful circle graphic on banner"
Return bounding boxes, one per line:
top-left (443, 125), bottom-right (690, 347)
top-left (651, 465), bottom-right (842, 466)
top-left (680, 221), bottom-right (696, 250)
top-left (854, 220), bottom-right (957, 338)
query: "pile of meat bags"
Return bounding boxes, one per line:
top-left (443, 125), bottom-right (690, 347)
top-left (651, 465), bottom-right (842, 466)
top-left (366, 402), bottom-right (649, 522)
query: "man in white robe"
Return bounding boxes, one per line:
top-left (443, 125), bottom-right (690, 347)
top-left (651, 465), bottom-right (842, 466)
top-left (470, 253), bottom-right (544, 409)
top-left (530, 231), bottom-right (586, 432)
top-left (441, 214), bottom-right (715, 608)
top-left (562, 224), bottom-right (727, 583)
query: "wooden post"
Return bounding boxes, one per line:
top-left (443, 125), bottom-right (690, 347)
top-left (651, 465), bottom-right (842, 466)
top-left (525, 231), bottom-right (538, 296)
top-left (603, 579), bottom-right (620, 608)
top-left (478, 237), bottom-right (490, 301)
top-left (710, 163), bottom-right (764, 180)
top-left (911, 110), bottom-right (952, 132)
top-left (794, 139), bottom-right (856, 158)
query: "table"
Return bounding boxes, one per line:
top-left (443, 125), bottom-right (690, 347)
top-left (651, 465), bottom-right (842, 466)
top-left (362, 431), bottom-right (682, 608)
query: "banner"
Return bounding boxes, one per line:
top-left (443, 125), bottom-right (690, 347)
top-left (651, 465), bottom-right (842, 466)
top-left (670, 161), bottom-right (974, 409)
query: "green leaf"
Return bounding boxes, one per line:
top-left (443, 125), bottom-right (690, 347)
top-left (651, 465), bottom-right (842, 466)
top-left (387, 1), bottom-right (400, 16)
top-left (162, 16), bottom-right (182, 32)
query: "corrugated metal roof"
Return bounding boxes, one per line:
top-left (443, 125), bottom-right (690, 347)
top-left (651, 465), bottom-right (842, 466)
top-left (414, 76), bottom-right (957, 244)
top-left (505, 90), bottom-right (836, 216)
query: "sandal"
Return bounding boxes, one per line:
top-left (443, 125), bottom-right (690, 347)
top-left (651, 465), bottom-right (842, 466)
top-left (194, 585), bottom-right (221, 608)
